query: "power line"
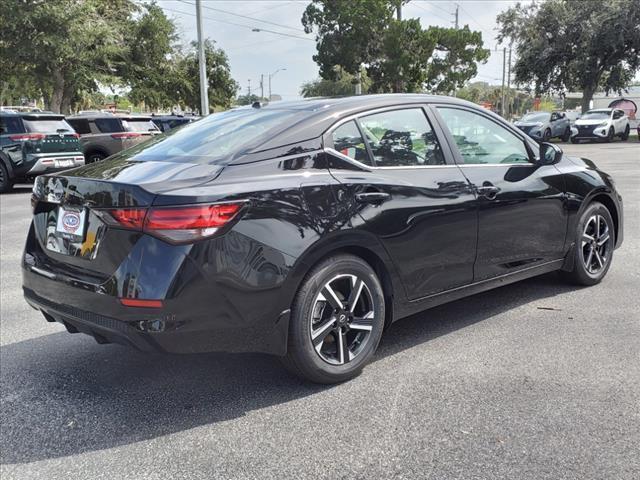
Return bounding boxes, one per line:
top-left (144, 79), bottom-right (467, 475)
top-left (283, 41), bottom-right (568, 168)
top-left (409, 2), bottom-right (452, 24)
top-left (176, 0), bottom-right (305, 33)
top-left (157, 4), bottom-right (314, 42)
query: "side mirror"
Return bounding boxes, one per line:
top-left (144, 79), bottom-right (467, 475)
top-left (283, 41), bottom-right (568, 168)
top-left (538, 142), bottom-right (563, 165)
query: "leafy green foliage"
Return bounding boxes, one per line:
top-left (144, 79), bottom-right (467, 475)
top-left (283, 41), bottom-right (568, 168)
top-left (300, 68), bottom-right (371, 97)
top-left (497, 0), bottom-right (640, 112)
top-left (302, 0), bottom-right (489, 94)
top-left (0, 1), bottom-right (237, 113)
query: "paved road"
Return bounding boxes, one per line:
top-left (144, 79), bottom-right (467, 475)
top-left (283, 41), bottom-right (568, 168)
top-left (1, 141), bottom-right (639, 480)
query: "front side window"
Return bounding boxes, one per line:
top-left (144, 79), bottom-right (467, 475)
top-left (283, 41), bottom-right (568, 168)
top-left (437, 107), bottom-right (530, 165)
top-left (358, 108), bottom-right (445, 167)
top-left (331, 121), bottom-right (371, 165)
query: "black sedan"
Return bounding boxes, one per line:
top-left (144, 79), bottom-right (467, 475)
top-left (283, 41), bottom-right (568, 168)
top-left (23, 95), bottom-right (623, 383)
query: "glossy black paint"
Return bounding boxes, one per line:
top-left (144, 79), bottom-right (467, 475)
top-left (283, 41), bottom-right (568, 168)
top-left (23, 95), bottom-right (624, 356)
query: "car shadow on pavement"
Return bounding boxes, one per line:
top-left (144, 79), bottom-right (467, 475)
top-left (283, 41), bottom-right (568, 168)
top-left (0, 272), bottom-right (580, 465)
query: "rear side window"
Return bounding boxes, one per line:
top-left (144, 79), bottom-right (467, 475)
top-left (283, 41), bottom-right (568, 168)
top-left (67, 118), bottom-right (91, 135)
top-left (332, 121), bottom-right (371, 165)
top-left (123, 119), bottom-right (158, 133)
top-left (0, 116), bottom-right (24, 134)
top-left (121, 108), bottom-right (301, 164)
top-left (94, 118), bottom-right (123, 133)
top-left (23, 118), bottom-right (73, 133)
top-left (359, 108), bottom-right (445, 167)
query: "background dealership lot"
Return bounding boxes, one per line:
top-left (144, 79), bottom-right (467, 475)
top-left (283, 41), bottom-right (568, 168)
top-left (1, 141), bottom-right (639, 479)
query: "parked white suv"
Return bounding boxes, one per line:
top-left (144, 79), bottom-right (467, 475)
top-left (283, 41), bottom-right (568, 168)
top-left (571, 108), bottom-right (630, 143)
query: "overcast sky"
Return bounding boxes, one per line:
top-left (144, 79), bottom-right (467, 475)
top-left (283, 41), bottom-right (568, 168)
top-left (156, 0), bottom-right (522, 99)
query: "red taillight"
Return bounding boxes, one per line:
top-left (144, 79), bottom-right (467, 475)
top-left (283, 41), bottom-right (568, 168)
top-left (111, 132), bottom-right (141, 139)
top-left (119, 298), bottom-right (163, 308)
top-left (108, 208), bottom-right (147, 229)
top-left (99, 203), bottom-right (244, 244)
top-left (9, 133), bottom-right (46, 141)
top-left (145, 204), bottom-right (242, 230)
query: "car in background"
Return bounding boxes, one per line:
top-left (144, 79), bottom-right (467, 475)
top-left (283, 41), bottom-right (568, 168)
top-left (513, 111), bottom-right (571, 142)
top-left (571, 108), bottom-right (630, 143)
top-left (0, 111), bottom-right (84, 193)
top-left (151, 114), bottom-right (199, 132)
top-left (66, 112), bottom-right (161, 163)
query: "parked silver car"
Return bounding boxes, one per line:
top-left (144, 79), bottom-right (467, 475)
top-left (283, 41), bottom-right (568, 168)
top-left (66, 112), bottom-right (161, 163)
top-left (514, 111), bottom-right (572, 142)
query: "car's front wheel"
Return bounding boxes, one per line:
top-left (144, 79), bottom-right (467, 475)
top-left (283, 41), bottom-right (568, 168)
top-left (561, 202), bottom-right (615, 286)
top-left (543, 128), bottom-right (552, 142)
top-left (282, 254), bottom-right (386, 384)
top-left (561, 127), bottom-right (571, 142)
top-left (621, 125), bottom-right (630, 141)
top-left (606, 127), bottom-right (615, 143)
top-left (0, 162), bottom-right (14, 194)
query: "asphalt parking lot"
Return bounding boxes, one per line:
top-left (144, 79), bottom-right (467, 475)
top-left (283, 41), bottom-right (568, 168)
top-left (1, 140), bottom-right (639, 480)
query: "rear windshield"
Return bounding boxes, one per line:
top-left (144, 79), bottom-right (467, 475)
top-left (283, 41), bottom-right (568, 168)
top-left (122, 118), bottom-right (158, 133)
top-left (520, 112), bottom-right (550, 122)
top-left (120, 108), bottom-right (300, 164)
top-left (94, 118), bottom-right (124, 133)
top-left (582, 111), bottom-right (610, 120)
top-left (23, 118), bottom-right (74, 133)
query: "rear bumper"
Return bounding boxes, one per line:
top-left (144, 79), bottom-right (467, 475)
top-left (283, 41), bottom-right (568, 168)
top-left (27, 153), bottom-right (85, 174)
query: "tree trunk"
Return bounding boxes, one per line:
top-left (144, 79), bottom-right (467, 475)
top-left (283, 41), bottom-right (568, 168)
top-left (49, 70), bottom-right (65, 113)
top-left (60, 81), bottom-right (75, 115)
top-left (581, 84), bottom-right (596, 114)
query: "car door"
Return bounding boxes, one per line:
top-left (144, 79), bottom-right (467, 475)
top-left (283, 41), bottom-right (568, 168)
top-left (326, 106), bottom-right (477, 300)
top-left (550, 112), bottom-right (561, 136)
top-left (432, 105), bottom-right (567, 282)
top-left (0, 115), bottom-right (26, 167)
top-left (613, 110), bottom-right (625, 133)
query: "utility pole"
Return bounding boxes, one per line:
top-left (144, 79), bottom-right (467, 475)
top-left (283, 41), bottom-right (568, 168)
top-left (396, 0), bottom-right (402, 20)
top-left (355, 69), bottom-right (362, 95)
top-left (260, 74), bottom-right (264, 100)
top-left (506, 46), bottom-right (512, 119)
top-left (247, 79), bottom-right (251, 96)
top-left (452, 4), bottom-right (459, 29)
top-left (195, 0), bottom-right (209, 116)
top-left (500, 47), bottom-right (506, 117)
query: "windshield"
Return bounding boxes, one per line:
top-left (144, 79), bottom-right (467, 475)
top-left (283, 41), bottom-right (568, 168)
top-left (121, 108), bottom-right (300, 164)
top-left (23, 118), bottom-right (74, 133)
top-left (520, 112), bottom-right (550, 123)
top-left (581, 111), bottom-right (611, 120)
top-left (122, 118), bottom-right (159, 133)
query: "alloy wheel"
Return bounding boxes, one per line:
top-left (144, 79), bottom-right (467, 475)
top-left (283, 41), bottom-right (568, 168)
top-left (581, 214), bottom-right (612, 275)
top-left (310, 274), bottom-right (375, 365)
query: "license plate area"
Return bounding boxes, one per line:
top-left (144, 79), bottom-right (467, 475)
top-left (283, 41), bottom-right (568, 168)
top-left (45, 207), bottom-right (87, 254)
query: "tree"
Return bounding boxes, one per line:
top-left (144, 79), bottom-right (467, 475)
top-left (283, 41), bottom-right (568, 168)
top-left (302, 0), bottom-right (489, 94)
top-left (174, 40), bottom-right (238, 112)
top-left (497, 0), bottom-right (640, 113)
top-left (0, 0), bottom-right (136, 113)
top-left (300, 68), bottom-right (371, 97)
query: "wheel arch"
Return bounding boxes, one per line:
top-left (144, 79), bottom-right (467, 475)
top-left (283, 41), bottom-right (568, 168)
top-left (589, 192), bottom-right (620, 245)
top-left (0, 151), bottom-right (14, 177)
top-left (284, 233), bottom-right (401, 330)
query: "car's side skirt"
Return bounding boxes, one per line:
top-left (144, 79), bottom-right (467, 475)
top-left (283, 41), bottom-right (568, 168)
top-left (395, 259), bottom-right (565, 321)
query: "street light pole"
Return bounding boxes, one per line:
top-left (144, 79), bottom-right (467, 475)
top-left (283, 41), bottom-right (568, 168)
top-left (268, 68), bottom-right (286, 100)
top-left (195, 0), bottom-right (209, 116)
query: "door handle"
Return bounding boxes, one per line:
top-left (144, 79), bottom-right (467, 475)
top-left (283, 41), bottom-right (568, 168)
top-left (476, 183), bottom-right (500, 200)
top-left (355, 192), bottom-right (390, 204)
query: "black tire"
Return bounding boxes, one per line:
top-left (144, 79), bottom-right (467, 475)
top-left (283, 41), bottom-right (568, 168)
top-left (561, 202), bottom-right (615, 286)
top-left (543, 128), bottom-right (552, 142)
top-left (621, 125), bottom-right (630, 141)
top-left (86, 151), bottom-right (107, 164)
top-left (605, 127), bottom-right (614, 143)
top-left (0, 161), bottom-right (14, 194)
top-left (561, 128), bottom-right (571, 142)
top-left (281, 254), bottom-right (386, 384)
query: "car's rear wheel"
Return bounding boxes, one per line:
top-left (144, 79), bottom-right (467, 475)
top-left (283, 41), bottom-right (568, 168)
top-left (621, 125), bottom-right (630, 141)
top-left (606, 127), bottom-right (615, 143)
top-left (0, 162), bottom-right (14, 194)
top-left (86, 152), bottom-right (107, 164)
top-left (561, 202), bottom-right (614, 286)
top-left (282, 254), bottom-right (385, 384)
top-left (561, 127), bottom-right (571, 142)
